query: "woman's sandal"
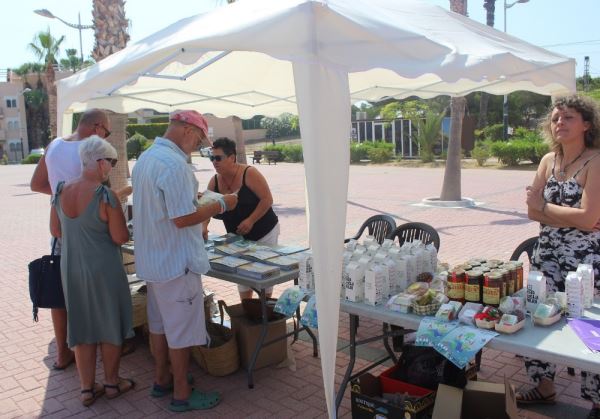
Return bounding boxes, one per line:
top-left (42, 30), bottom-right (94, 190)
top-left (104, 377), bottom-right (136, 400)
top-left (515, 387), bottom-right (556, 405)
top-left (81, 383), bottom-right (105, 407)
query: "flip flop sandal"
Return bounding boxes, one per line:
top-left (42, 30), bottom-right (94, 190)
top-left (169, 389), bottom-right (221, 412)
top-left (104, 377), bottom-right (136, 400)
top-left (81, 384), bottom-right (104, 407)
top-left (516, 387), bottom-right (556, 405)
top-left (151, 373), bottom-right (194, 398)
top-left (52, 356), bottom-right (75, 371)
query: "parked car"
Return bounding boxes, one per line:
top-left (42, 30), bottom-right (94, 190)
top-left (200, 146), bottom-right (212, 157)
top-left (29, 148), bottom-right (44, 157)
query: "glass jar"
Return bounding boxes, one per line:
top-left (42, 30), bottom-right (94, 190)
top-left (504, 262), bottom-right (517, 296)
top-left (465, 270), bottom-right (484, 303)
top-left (514, 261), bottom-right (524, 290)
top-left (483, 271), bottom-right (502, 306)
top-left (498, 268), bottom-right (510, 299)
top-left (448, 269), bottom-right (466, 303)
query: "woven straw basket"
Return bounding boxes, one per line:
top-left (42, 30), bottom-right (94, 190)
top-left (411, 301), bottom-right (441, 316)
top-left (130, 283), bottom-right (147, 328)
top-left (192, 322), bottom-right (239, 377)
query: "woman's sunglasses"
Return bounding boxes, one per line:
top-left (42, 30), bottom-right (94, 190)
top-left (209, 155), bottom-right (227, 162)
top-left (97, 158), bottom-right (118, 167)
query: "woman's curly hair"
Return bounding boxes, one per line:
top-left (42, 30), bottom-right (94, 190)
top-left (540, 94), bottom-right (600, 154)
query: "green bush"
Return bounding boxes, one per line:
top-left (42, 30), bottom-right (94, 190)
top-left (470, 141), bottom-right (491, 166)
top-left (350, 142), bottom-right (369, 163)
top-left (127, 132), bottom-right (148, 160)
top-left (263, 144), bottom-right (304, 162)
top-left (21, 154), bottom-right (41, 164)
top-left (367, 147), bottom-right (392, 163)
top-left (126, 123), bottom-right (167, 139)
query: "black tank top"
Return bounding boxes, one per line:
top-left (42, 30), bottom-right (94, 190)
top-left (213, 166), bottom-right (278, 241)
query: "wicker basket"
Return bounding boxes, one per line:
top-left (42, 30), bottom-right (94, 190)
top-left (192, 322), bottom-right (239, 377)
top-left (411, 301), bottom-right (441, 316)
top-left (130, 283), bottom-right (147, 328)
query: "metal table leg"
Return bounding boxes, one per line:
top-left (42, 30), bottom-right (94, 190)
top-left (336, 313), bottom-right (358, 412)
top-left (246, 288), bottom-right (269, 389)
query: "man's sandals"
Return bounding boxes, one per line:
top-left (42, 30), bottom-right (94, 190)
top-left (104, 377), bottom-right (136, 400)
top-left (516, 387), bottom-right (556, 405)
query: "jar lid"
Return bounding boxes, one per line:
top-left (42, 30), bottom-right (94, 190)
top-left (465, 269), bottom-right (483, 276)
top-left (514, 261), bottom-right (524, 267)
top-left (486, 272), bottom-right (502, 280)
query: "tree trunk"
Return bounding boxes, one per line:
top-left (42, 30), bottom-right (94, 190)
top-left (477, 93), bottom-right (489, 129)
top-left (440, 0), bottom-right (468, 201)
top-left (46, 63), bottom-right (57, 140)
top-left (441, 97), bottom-right (466, 201)
top-left (93, 0), bottom-right (130, 197)
top-left (232, 116), bottom-right (247, 164)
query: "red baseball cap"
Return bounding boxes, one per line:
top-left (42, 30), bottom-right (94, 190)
top-left (170, 110), bottom-right (209, 139)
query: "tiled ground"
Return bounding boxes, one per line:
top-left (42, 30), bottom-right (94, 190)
top-left (0, 156), bottom-right (588, 418)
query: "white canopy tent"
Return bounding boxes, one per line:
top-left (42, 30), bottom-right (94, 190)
top-left (57, 0), bottom-right (574, 416)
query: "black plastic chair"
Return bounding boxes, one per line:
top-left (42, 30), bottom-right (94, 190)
top-left (509, 236), bottom-right (538, 263)
top-left (389, 222), bottom-right (440, 251)
top-left (344, 214), bottom-right (396, 245)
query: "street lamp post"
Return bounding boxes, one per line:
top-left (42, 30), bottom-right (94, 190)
top-left (503, 0), bottom-right (529, 141)
top-left (34, 9), bottom-right (94, 64)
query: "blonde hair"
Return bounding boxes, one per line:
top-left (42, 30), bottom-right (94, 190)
top-left (79, 135), bottom-right (117, 168)
top-left (540, 94), bottom-right (600, 154)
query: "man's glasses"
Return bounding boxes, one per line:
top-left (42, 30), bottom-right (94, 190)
top-left (95, 123), bottom-right (111, 138)
top-left (209, 155), bottom-right (227, 162)
top-left (97, 158), bottom-right (118, 167)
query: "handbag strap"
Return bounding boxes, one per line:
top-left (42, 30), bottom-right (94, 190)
top-left (50, 238), bottom-right (58, 256)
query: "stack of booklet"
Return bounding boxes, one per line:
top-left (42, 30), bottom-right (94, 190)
top-left (241, 249), bottom-right (281, 262)
top-left (210, 256), bottom-right (248, 273)
top-left (265, 255), bottom-right (300, 271)
top-left (213, 233), bottom-right (244, 246)
top-left (214, 242), bottom-right (251, 256)
top-left (237, 262), bottom-right (281, 279)
top-left (271, 244), bottom-right (306, 255)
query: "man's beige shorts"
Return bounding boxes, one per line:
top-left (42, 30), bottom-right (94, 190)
top-left (147, 271), bottom-right (207, 349)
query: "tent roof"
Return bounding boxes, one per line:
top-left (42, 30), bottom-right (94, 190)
top-left (57, 0), bottom-right (574, 119)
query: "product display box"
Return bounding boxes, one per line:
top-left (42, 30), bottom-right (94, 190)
top-left (350, 367), bottom-right (435, 419)
top-left (432, 378), bottom-right (518, 419)
top-left (224, 302), bottom-right (287, 370)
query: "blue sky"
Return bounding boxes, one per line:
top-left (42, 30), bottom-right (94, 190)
top-left (1, 0), bottom-right (598, 77)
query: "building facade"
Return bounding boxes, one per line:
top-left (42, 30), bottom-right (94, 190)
top-left (0, 74), bottom-right (29, 162)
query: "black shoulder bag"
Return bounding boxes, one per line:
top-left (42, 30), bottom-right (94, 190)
top-left (28, 238), bottom-right (65, 321)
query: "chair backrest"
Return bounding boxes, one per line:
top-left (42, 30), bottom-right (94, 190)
top-left (509, 236), bottom-right (538, 263)
top-left (390, 222), bottom-right (440, 251)
top-left (349, 214), bottom-right (397, 245)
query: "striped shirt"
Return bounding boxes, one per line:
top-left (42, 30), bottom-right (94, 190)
top-left (132, 137), bottom-right (209, 282)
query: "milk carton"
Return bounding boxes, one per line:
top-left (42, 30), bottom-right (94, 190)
top-left (352, 246), bottom-right (367, 261)
top-left (577, 264), bottom-right (594, 309)
top-left (384, 258), bottom-right (401, 296)
top-left (364, 263), bottom-right (389, 306)
top-left (425, 244), bottom-right (438, 272)
top-left (345, 239), bottom-right (358, 251)
top-left (566, 271), bottom-right (584, 317)
top-left (363, 235), bottom-right (376, 248)
top-left (381, 239), bottom-right (395, 250)
top-left (526, 271), bottom-right (546, 312)
top-left (345, 261), bottom-right (366, 302)
top-left (298, 253), bottom-right (315, 291)
top-left (404, 254), bottom-right (418, 285)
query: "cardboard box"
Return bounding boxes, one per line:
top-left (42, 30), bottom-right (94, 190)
top-left (223, 302), bottom-right (287, 370)
top-left (432, 378), bottom-right (518, 419)
top-left (351, 370), bottom-right (435, 419)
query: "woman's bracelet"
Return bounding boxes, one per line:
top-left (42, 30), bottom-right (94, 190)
top-left (216, 197), bottom-right (227, 214)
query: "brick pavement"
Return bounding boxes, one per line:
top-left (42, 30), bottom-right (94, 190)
top-left (0, 157), bottom-right (587, 418)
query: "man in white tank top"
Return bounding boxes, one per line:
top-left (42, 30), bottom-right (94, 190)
top-left (30, 109), bottom-right (112, 370)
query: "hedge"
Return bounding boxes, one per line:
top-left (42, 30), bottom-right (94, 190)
top-left (21, 154), bottom-right (42, 164)
top-left (126, 123), bottom-right (168, 139)
top-left (350, 141), bottom-right (394, 163)
top-left (264, 144), bottom-right (303, 162)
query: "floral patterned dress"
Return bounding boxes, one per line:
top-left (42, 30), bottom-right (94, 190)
top-left (525, 152), bottom-right (600, 402)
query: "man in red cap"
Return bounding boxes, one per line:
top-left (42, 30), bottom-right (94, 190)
top-left (132, 110), bottom-right (237, 412)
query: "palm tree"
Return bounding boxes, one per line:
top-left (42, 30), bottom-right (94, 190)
top-left (29, 29), bottom-right (64, 141)
top-left (412, 110), bottom-right (447, 163)
top-left (92, 0), bottom-right (130, 194)
top-left (478, 0), bottom-right (497, 128)
top-left (440, 0), bottom-right (468, 201)
top-left (14, 63), bottom-right (49, 149)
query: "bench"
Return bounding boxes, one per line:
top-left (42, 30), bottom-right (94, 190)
top-left (253, 150), bottom-right (281, 165)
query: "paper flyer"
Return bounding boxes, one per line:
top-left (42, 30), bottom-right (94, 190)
top-left (415, 318), bottom-right (460, 347)
top-left (274, 286), bottom-right (307, 318)
top-left (300, 294), bottom-right (318, 329)
top-left (434, 325), bottom-right (497, 368)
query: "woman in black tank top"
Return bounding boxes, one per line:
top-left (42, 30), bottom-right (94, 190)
top-left (205, 138), bottom-right (279, 299)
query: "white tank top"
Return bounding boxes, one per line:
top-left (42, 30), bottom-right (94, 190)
top-left (45, 138), bottom-right (82, 194)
